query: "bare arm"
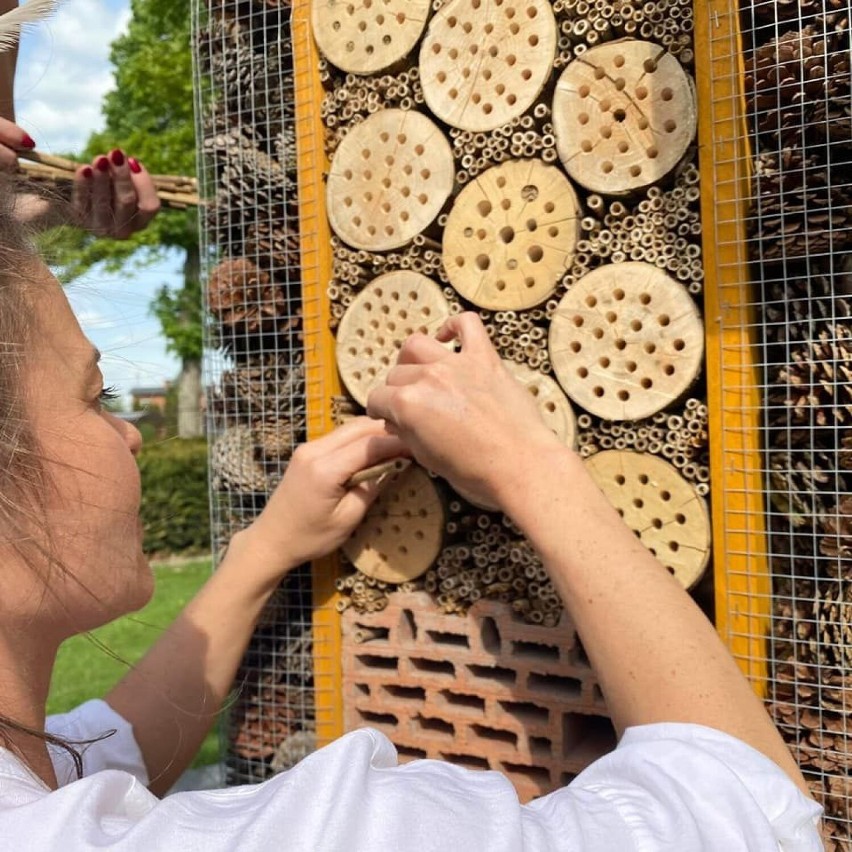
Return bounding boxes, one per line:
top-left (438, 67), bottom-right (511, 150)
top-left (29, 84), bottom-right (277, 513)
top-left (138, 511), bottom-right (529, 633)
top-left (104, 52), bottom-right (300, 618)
top-left (367, 313), bottom-right (809, 797)
top-left (106, 418), bottom-right (406, 796)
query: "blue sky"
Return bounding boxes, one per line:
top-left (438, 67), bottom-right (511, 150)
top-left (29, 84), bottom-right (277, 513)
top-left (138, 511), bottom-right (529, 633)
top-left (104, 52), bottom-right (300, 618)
top-left (16, 0), bottom-right (183, 400)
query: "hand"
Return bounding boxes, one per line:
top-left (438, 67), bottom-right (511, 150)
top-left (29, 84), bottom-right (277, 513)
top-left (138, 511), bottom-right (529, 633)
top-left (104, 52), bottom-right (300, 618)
top-left (245, 417), bottom-right (409, 578)
top-left (71, 149), bottom-right (161, 239)
top-left (0, 116), bottom-right (35, 170)
top-left (367, 313), bottom-right (562, 511)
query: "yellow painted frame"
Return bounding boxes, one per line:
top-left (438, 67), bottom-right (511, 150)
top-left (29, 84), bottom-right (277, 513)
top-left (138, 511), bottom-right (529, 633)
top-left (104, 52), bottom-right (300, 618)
top-left (693, 0), bottom-right (770, 692)
top-left (293, 1), bottom-right (346, 745)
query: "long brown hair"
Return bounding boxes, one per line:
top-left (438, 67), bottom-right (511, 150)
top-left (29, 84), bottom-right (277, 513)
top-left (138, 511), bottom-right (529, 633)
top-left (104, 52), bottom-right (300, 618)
top-left (0, 185), bottom-right (107, 780)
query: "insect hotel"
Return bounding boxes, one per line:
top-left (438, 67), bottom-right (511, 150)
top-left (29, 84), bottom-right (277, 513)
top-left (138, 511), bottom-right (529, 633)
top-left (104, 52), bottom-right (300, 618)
top-left (193, 0), bottom-right (851, 845)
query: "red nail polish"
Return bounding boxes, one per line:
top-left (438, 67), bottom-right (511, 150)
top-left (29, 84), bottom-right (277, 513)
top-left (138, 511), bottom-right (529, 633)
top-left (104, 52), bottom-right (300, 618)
top-left (20, 133), bottom-right (35, 149)
top-left (81, 166), bottom-right (93, 179)
top-left (128, 157), bottom-right (142, 174)
top-left (110, 149), bottom-right (125, 167)
top-left (95, 156), bottom-right (110, 172)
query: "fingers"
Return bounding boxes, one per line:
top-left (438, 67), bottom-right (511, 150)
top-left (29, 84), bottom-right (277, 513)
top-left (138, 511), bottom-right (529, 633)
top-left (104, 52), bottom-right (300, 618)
top-left (0, 118), bottom-right (34, 171)
top-left (90, 155), bottom-right (114, 236)
top-left (395, 331), bottom-right (452, 366)
top-left (307, 415), bottom-right (394, 455)
top-left (436, 312), bottom-right (498, 360)
top-left (128, 157), bottom-right (161, 230)
top-left (109, 150), bottom-right (139, 238)
top-left (75, 151), bottom-right (160, 239)
top-left (365, 383), bottom-right (399, 425)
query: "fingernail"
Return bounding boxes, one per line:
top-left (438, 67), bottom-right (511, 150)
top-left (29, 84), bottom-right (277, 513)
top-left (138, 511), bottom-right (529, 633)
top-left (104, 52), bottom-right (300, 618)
top-left (95, 156), bottom-right (110, 172)
top-left (81, 166), bottom-right (93, 179)
top-left (127, 156), bottom-right (142, 174)
top-left (20, 133), bottom-right (36, 149)
top-left (110, 148), bottom-right (125, 167)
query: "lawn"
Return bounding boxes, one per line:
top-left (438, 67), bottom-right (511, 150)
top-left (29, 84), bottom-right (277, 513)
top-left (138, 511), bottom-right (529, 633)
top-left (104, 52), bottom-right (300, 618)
top-left (48, 558), bottom-right (221, 769)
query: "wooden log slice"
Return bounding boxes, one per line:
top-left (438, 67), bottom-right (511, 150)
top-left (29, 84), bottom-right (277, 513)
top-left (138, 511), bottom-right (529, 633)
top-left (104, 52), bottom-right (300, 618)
top-left (443, 160), bottom-right (580, 310)
top-left (503, 360), bottom-right (577, 448)
top-left (336, 271), bottom-right (452, 407)
top-left (343, 464), bottom-right (445, 583)
top-left (419, 0), bottom-right (557, 132)
top-left (585, 450), bottom-right (711, 589)
top-left (327, 109), bottom-right (454, 251)
top-left (549, 262), bottom-right (703, 420)
top-left (553, 40), bottom-right (697, 194)
top-left (311, 0), bottom-right (431, 75)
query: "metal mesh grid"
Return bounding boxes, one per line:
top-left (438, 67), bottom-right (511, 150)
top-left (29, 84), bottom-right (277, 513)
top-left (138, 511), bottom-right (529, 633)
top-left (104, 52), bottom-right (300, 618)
top-left (192, 0), bottom-right (319, 784)
top-left (699, 0), bottom-right (851, 844)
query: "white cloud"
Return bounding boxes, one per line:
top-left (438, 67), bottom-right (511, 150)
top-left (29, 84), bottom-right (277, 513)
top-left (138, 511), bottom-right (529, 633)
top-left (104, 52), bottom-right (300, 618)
top-left (15, 0), bottom-right (131, 153)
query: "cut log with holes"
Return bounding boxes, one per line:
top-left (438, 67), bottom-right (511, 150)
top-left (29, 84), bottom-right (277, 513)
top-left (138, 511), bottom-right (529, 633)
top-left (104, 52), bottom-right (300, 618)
top-left (503, 360), bottom-right (577, 448)
top-left (343, 464), bottom-right (446, 583)
top-left (326, 109), bottom-right (455, 250)
top-left (336, 271), bottom-right (452, 406)
top-left (553, 40), bottom-right (697, 194)
top-left (420, 0), bottom-right (557, 132)
top-left (585, 450), bottom-right (711, 589)
top-left (442, 159), bottom-right (580, 310)
top-left (549, 262), bottom-right (703, 421)
top-left (311, 0), bottom-right (431, 75)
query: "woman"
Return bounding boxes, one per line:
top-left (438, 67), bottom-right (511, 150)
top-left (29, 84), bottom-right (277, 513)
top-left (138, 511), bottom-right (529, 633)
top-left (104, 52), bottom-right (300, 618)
top-left (0, 195), bottom-right (821, 849)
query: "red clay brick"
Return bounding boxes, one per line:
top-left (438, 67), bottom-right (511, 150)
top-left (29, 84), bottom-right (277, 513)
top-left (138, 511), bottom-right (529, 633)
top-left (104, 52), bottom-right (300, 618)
top-left (342, 591), bottom-right (615, 802)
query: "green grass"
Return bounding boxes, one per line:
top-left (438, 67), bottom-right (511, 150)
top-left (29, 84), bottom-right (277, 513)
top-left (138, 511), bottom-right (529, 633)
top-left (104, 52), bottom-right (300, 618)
top-left (48, 558), bottom-right (221, 769)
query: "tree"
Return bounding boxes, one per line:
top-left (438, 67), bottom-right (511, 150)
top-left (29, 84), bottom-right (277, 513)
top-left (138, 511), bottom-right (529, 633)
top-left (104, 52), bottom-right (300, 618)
top-left (48, 0), bottom-right (203, 437)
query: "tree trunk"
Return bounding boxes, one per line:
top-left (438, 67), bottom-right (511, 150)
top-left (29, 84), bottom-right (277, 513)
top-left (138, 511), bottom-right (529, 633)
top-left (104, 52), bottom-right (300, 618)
top-left (177, 356), bottom-right (204, 438)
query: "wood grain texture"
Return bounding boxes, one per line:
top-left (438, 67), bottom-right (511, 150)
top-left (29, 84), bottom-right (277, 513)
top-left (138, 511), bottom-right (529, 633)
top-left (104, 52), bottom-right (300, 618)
top-left (311, 0), bottom-right (430, 75)
top-left (553, 40), bottom-right (697, 194)
top-left (327, 109), bottom-right (454, 250)
top-left (585, 450), bottom-right (711, 589)
top-left (549, 262), bottom-right (703, 420)
top-left (442, 159), bottom-right (579, 310)
top-left (503, 359), bottom-right (577, 448)
top-left (420, 0), bottom-right (557, 131)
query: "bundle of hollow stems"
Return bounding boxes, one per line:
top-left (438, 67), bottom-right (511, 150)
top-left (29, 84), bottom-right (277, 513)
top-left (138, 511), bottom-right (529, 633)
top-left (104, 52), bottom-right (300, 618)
top-left (16, 150), bottom-right (200, 210)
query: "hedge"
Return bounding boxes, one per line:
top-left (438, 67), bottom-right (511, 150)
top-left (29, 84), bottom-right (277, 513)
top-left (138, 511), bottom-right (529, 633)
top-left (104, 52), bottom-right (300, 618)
top-left (138, 439), bottom-right (210, 556)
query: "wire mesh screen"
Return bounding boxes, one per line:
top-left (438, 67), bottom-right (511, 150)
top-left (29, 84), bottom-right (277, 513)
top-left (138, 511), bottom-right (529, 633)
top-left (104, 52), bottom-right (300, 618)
top-left (193, 0), bottom-right (318, 784)
top-left (699, 0), bottom-right (851, 845)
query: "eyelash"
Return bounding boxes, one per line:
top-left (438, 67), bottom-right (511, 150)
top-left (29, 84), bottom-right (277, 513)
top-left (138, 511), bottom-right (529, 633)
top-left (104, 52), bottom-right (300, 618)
top-left (99, 385), bottom-right (119, 403)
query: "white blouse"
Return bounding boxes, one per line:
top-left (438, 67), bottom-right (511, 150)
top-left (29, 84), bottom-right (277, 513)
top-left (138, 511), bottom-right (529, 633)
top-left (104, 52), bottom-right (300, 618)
top-left (0, 700), bottom-right (821, 851)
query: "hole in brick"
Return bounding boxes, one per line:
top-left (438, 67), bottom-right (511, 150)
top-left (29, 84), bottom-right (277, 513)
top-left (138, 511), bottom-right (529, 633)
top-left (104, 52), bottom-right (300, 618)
top-left (571, 637), bottom-right (590, 668)
top-left (426, 629), bottom-right (470, 648)
top-left (480, 616), bottom-right (501, 654)
top-left (354, 683), bottom-right (371, 696)
top-left (561, 771), bottom-right (578, 786)
top-left (397, 746), bottom-right (428, 761)
top-left (511, 640), bottom-right (559, 661)
top-left (383, 684), bottom-right (426, 703)
top-left (411, 657), bottom-right (455, 677)
top-left (500, 762), bottom-right (551, 787)
top-left (527, 672), bottom-right (582, 699)
top-left (359, 709), bottom-right (398, 728)
top-left (499, 700), bottom-right (549, 726)
top-left (354, 623), bottom-right (389, 642)
top-left (441, 752), bottom-right (490, 771)
top-left (402, 608), bottom-right (418, 641)
top-left (471, 724), bottom-right (518, 747)
top-left (468, 664), bottom-right (516, 686)
top-left (439, 690), bottom-right (486, 713)
top-left (530, 736), bottom-right (552, 759)
top-left (593, 684), bottom-right (605, 704)
top-left (356, 654), bottom-right (398, 671)
top-left (563, 713), bottom-right (617, 760)
top-left (415, 715), bottom-right (455, 737)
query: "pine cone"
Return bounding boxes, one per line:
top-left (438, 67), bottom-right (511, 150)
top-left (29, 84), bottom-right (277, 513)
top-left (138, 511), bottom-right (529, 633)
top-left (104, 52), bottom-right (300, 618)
top-left (211, 355), bottom-right (305, 422)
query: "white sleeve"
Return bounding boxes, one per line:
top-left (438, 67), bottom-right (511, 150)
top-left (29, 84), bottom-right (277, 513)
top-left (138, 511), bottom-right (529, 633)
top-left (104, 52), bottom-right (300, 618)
top-left (523, 722), bottom-right (823, 852)
top-left (45, 699), bottom-right (148, 787)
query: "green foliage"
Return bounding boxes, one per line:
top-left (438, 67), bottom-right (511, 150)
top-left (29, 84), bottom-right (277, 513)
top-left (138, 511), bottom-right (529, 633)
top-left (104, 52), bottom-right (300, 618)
top-left (48, 559), bottom-right (220, 768)
top-left (138, 438), bottom-right (210, 555)
top-left (47, 0), bottom-right (202, 363)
